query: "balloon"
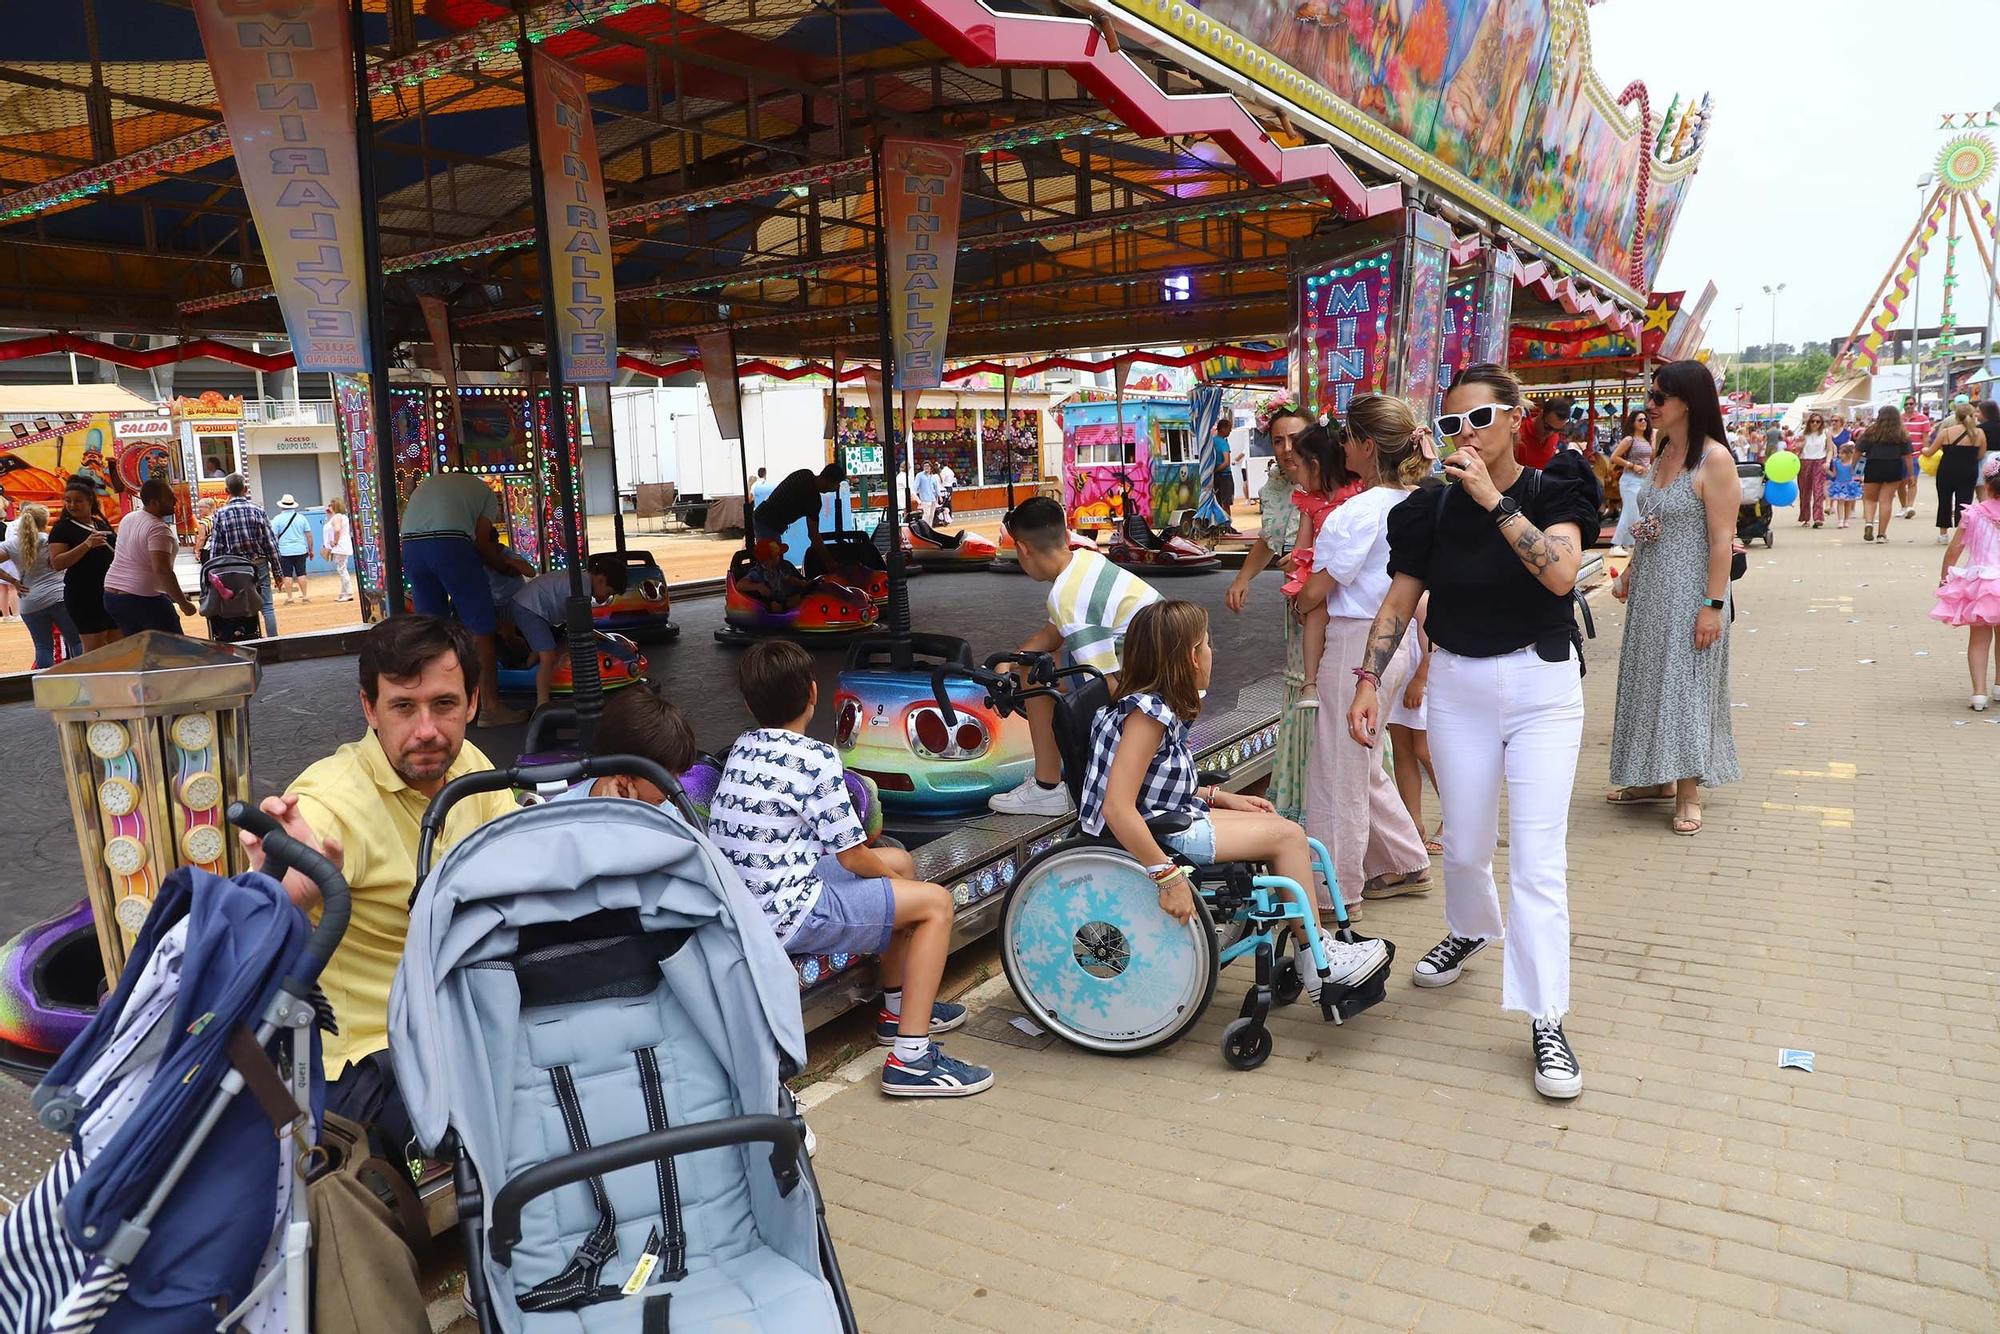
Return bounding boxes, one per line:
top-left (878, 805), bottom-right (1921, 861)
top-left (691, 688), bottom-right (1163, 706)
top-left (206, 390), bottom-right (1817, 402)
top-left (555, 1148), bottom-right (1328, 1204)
top-left (1764, 479), bottom-right (1798, 507)
top-left (1763, 451), bottom-right (1800, 483)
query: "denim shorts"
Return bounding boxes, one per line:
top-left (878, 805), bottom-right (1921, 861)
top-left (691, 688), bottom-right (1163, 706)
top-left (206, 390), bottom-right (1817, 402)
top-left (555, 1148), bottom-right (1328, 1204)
top-left (1158, 815), bottom-right (1217, 866)
top-left (401, 534), bottom-right (497, 635)
top-left (784, 855), bottom-right (896, 957)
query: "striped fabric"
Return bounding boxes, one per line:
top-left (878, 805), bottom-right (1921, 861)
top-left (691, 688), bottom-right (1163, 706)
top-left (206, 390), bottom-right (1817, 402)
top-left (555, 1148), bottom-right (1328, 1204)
top-left (1047, 550), bottom-right (1160, 675)
top-left (0, 1147), bottom-right (87, 1333)
top-left (708, 729), bottom-right (865, 944)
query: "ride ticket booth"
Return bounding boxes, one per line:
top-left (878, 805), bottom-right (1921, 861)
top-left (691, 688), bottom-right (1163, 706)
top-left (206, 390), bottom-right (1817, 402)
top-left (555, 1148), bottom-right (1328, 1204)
top-left (336, 376), bottom-right (587, 615)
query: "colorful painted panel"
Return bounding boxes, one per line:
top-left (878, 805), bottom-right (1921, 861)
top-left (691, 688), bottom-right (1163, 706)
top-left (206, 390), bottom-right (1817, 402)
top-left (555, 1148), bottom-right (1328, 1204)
top-left (453, 390), bottom-right (534, 473)
top-left (334, 373), bottom-right (383, 607)
top-left (1155, 0), bottom-right (1678, 291)
top-left (976, 408), bottom-right (1040, 484)
top-left (0, 415), bottom-right (147, 520)
top-left (1300, 248), bottom-right (1395, 418)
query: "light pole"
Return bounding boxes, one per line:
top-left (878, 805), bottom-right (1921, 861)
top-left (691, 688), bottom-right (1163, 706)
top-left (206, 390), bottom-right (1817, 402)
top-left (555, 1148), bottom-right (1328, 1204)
top-left (1982, 103), bottom-right (1999, 379)
top-left (1912, 173), bottom-right (1934, 407)
top-left (1761, 283), bottom-right (1785, 406)
top-left (1733, 303), bottom-right (1744, 395)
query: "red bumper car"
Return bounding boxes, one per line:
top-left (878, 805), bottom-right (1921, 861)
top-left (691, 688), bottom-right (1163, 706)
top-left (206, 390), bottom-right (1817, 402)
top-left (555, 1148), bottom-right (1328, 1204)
top-left (1106, 510), bottom-right (1220, 575)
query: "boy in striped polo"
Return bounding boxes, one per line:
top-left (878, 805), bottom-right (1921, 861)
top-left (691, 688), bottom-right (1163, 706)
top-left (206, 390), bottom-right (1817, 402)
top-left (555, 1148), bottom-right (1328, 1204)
top-left (989, 496), bottom-right (1162, 816)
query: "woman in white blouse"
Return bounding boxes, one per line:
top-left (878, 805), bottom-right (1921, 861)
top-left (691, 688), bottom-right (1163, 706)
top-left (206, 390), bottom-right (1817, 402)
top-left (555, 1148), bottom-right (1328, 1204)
top-left (1299, 394), bottom-right (1435, 918)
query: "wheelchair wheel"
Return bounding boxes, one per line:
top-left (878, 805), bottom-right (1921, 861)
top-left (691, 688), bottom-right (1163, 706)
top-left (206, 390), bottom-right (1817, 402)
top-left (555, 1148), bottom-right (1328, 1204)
top-left (1221, 1017), bottom-right (1272, 1070)
top-left (1271, 957), bottom-right (1304, 1006)
top-left (1001, 842), bottom-right (1219, 1054)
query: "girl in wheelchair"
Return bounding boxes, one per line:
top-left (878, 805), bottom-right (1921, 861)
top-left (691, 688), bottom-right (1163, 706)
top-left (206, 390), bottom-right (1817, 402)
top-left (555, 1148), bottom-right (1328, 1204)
top-left (1077, 599), bottom-right (1390, 1000)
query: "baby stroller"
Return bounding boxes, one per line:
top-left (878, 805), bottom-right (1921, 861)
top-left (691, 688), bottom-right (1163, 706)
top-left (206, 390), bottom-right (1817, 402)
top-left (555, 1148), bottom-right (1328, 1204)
top-left (0, 805), bottom-right (346, 1333)
top-left (199, 552), bottom-right (265, 643)
top-left (930, 653), bottom-right (1392, 1070)
top-left (390, 755), bottom-right (855, 1334)
top-left (1736, 461), bottom-right (1774, 547)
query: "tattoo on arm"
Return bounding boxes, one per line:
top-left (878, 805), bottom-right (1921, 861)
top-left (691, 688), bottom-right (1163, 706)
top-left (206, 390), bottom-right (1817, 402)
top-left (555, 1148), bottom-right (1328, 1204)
top-left (1505, 519), bottom-right (1574, 575)
top-left (1361, 613), bottom-right (1410, 677)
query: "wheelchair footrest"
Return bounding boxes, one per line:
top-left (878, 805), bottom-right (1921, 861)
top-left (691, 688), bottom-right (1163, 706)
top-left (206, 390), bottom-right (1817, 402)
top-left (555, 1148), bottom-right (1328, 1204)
top-left (1316, 938), bottom-right (1395, 1026)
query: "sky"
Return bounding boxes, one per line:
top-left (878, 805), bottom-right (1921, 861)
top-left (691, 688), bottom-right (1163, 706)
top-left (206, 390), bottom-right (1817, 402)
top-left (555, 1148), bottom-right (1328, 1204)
top-left (1589, 0), bottom-right (1999, 357)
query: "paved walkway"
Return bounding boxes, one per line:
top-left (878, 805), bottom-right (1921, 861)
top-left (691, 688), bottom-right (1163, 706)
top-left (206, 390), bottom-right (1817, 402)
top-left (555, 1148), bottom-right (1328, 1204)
top-left (799, 521), bottom-right (2000, 1333)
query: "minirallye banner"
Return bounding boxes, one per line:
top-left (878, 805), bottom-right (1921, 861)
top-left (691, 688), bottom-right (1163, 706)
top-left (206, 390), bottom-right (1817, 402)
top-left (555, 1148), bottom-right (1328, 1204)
top-left (194, 0), bottom-right (369, 372)
top-left (880, 138), bottom-right (965, 391)
top-left (532, 49), bottom-right (617, 382)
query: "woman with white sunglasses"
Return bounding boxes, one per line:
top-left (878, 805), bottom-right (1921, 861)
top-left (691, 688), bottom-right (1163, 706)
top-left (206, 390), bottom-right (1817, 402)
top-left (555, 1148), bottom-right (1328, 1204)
top-left (1347, 363), bottom-right (1600, 1099)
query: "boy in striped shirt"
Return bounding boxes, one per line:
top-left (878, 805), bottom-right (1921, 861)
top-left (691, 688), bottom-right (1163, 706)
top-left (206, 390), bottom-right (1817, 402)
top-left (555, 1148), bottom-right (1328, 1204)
top-left (711, 641), bottom-right (993, 1098)
top-left (989, 496), bottom-right (1162, 816)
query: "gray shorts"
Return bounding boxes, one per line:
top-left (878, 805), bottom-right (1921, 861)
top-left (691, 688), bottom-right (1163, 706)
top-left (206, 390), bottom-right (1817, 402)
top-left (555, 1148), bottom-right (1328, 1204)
top-left (784, 855), bottom-right (896, 957)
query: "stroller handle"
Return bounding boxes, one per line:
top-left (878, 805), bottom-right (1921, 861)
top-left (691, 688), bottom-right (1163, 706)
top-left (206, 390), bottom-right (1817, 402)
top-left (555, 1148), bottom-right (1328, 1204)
top-left (228, 801), bottom-right (353, 995)
top-left (489, 1114), bottom-right (806, 1266)
top-left (414, 755), bottom-right (698, 884)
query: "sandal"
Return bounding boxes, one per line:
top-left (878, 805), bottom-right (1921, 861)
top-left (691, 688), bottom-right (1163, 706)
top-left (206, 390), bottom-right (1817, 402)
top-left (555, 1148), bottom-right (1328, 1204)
top-left (1362, 871), bottom-right (1432, 900)
top-left (1671, 803), bottom-right (1702, 836)
top-left (1605, 785), bottom-right (1673, 804)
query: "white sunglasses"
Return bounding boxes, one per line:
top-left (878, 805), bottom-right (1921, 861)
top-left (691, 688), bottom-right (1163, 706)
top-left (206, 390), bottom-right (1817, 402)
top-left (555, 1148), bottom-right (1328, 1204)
top-left (1434, 403), bottom-right (1517, 438)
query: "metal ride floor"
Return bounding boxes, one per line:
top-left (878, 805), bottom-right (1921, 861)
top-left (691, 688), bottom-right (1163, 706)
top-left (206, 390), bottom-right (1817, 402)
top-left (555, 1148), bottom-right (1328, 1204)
top-left (0, 567), bottom-right (1281, 941)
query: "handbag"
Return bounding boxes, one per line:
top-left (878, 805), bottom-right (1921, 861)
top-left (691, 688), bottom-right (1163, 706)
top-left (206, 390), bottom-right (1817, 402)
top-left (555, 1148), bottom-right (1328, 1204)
top-left (305, 1111), bottom-right (431, 1334)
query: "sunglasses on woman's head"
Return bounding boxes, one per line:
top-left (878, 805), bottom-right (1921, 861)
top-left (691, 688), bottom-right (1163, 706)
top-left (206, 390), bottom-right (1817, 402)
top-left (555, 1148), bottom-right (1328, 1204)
top-left (1433, 403), bottom-right (1514, 438)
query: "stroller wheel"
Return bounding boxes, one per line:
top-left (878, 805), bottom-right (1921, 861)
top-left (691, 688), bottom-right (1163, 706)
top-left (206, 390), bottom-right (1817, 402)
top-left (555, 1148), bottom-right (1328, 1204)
top-left (1221, 1017), bottom-right (1273, 1070)
top-left (1271, 957), bottom-right (1304, 1006)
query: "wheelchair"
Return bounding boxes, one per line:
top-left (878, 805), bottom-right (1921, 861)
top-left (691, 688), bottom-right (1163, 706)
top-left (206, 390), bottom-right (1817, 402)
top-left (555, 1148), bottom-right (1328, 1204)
top-left (929, 654), bottom-right (1395, 1070)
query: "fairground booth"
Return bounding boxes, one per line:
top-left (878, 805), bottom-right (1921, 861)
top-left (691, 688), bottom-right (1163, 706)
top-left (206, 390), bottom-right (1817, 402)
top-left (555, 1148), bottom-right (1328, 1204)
top-left (1, 0), bottom-right (1710, 1095)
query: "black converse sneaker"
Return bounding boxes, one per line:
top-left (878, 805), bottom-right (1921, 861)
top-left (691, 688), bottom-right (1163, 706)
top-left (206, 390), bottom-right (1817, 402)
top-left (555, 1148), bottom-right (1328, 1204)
top-left (1411, 934), bottom-right (1488, 987)
top-left (1531, 1018), bottom-right (1583, 1099)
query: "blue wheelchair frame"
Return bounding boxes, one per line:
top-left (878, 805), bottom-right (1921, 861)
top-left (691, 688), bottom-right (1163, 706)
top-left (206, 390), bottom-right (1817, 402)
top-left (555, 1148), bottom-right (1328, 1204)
top-left (932, 654), bottom-right (1393, 1069)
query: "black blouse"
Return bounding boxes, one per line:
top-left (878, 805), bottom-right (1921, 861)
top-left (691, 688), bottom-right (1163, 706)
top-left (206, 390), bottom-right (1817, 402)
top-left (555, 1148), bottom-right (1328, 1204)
top-left (49, 515), bottom-right (114, 589)
top-left (1386, 459), bottom-right (1600, 658)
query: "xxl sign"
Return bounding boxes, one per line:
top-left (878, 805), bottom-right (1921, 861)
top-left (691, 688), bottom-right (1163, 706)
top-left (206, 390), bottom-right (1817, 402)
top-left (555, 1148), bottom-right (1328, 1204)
top-left (194, 0), bottom-right (369, 372)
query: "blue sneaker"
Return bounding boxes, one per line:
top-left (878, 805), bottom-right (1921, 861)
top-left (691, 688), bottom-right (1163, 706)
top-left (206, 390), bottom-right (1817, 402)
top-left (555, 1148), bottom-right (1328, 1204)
top-left (880, 1044), bottom-right (994, 1098)
top-left (874, 1000), bottom-right (968, 1045)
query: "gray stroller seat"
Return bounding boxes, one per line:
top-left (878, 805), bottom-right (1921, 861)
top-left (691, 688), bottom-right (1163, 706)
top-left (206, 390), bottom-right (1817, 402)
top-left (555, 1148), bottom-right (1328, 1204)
top-left (391, 766), bottom-right (854, 1334)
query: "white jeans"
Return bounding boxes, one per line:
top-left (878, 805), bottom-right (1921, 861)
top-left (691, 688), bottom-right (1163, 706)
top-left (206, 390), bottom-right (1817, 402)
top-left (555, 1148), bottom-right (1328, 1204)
top-left (331, 553), bottom-right (352, 600)
top-left (1426, 646), bottom-right (1584, 1021)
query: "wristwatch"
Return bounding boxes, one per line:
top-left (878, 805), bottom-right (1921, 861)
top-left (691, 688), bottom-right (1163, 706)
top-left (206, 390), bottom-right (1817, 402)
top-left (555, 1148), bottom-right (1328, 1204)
top-left (1490, 496), bottom-right (1523, 524)
top-left (1700, 596), bottom-right (1726, 610)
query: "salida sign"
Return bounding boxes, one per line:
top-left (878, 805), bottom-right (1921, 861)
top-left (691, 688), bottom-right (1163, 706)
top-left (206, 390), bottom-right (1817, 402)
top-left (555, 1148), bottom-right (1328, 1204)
top-left (882, 139), bottom-right (965, 391)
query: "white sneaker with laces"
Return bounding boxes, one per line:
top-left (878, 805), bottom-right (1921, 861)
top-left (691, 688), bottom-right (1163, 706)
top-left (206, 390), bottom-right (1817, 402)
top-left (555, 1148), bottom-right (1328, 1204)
top-left (988, 777), bottom-right (1075, 816)
top-left (1297, 930), bottom-right (1389, 994)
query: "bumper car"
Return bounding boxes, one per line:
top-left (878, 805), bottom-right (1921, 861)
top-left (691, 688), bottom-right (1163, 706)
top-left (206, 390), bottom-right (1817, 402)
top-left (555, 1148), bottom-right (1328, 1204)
top-left (833, 635), bottom-right (1034, 816)
top-left (805, 530), bottom-right (894, 605)
top-left (495, 627), bottom-right (649, 700)
top-left (0, 898), bottom-right (104, 1081)
top-left (717, 547), bottom-right (878, 643)
top-left (892, 514), bottom-right (997, 571)
top-left (1106, 509), bottom-right (1221, 575)
top-left (589, 550), bottom-right (680, 640)
top-left (993, 526), bottom-right (1097, 572)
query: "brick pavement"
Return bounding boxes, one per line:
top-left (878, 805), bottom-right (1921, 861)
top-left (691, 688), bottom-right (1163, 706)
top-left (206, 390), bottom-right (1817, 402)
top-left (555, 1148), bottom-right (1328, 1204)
top-left (798, 522), bottom-right (2000, 1333)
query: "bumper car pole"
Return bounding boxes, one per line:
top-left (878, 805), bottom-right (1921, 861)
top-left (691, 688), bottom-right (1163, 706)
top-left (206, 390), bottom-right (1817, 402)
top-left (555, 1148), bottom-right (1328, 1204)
top-left (872, 141), bottom-right (914, 661)
top-left (519, 23), bottom-right (603, 748)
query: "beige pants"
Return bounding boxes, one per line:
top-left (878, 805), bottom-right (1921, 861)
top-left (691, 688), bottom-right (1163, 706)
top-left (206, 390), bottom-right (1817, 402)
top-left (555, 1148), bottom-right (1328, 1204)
top-left (1306, 616), bottom-right (1430, 912)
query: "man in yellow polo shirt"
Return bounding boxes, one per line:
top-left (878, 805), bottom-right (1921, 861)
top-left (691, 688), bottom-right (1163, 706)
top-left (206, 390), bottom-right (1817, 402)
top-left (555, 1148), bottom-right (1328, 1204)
top-left (240, 614), bottom-right (516, 1144)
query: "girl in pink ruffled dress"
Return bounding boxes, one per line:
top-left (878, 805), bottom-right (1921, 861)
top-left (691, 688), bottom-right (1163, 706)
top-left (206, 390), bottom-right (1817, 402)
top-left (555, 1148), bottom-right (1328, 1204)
top-left (1931, 454), bottom-right (2000, 711)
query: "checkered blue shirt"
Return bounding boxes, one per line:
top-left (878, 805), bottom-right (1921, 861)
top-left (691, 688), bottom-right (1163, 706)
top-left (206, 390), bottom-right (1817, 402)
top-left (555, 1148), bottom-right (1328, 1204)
top-left (1078, 692), bottom-right (1208, 837)
top-left (206, 497), bottom-right (278, 563)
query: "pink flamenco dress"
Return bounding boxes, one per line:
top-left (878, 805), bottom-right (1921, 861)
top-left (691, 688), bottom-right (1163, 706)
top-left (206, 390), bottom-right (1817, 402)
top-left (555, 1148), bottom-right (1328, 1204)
top-left (1931, 498), bottom-right (2000, 627)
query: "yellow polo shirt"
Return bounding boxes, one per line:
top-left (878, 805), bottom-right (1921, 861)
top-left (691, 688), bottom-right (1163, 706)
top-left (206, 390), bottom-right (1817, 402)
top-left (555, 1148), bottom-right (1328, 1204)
top-left (290, 731), bottom-right (517, 1076)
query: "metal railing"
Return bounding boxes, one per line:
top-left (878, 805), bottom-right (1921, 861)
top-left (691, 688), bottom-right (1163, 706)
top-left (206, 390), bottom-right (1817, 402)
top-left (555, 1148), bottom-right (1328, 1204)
top-left (241, 399), bottom-right (335, 424)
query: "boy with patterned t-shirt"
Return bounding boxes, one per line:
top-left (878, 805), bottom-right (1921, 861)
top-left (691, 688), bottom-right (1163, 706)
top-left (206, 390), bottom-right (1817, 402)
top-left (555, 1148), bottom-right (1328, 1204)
top-left (710, 641), bottom-right (994, 1098)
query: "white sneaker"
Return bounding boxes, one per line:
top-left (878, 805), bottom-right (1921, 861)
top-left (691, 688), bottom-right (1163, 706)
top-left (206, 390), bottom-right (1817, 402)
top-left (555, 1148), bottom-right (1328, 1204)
top-left (1903, 506), bottom-right (1917, 519)
top-left (1973, 695), bottom-right (1989, 712)
top-left (988, 777), bottom-right (1075, 816)
top-left (1938, 532), bottom-right (1952, 545)
top-left (1298, 930), bottom-right (1389, 994)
